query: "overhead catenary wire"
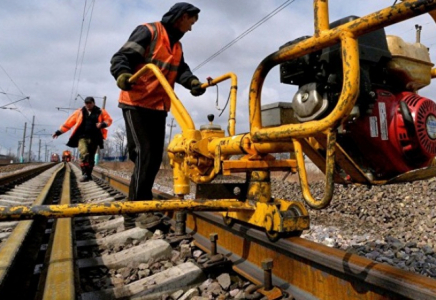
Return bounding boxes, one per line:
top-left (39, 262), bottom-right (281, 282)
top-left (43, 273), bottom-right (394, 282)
top-left (68, 2), bottom-right (86, 105)
top-left (75, 0), bottom-right (96, 99)
top-left (68, 0), bottom-right (96, 109)
top-left (0, 62), bottom-right (35, 117)
top-left (0, 64), bottom-right (27, 96)
top-left (192, 0), bottom-right (297, 72)
top-left (0, 75), bottom-right (32, 122)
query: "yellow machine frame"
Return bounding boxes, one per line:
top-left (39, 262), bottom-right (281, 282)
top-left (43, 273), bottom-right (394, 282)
top-left (2, 0), bottom-right (436, 240)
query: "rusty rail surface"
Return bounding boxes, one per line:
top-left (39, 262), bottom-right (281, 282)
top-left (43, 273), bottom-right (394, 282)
top-left (92, 168), bottom-right (436, 300)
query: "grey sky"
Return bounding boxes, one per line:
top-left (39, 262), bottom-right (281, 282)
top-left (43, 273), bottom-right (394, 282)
top-left (0, 1), bottom-right (434, 159)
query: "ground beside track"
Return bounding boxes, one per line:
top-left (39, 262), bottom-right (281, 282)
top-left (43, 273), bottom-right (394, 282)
top-left (96, 161), bottom-right (436, 279)
top-left (0, 163), bottom-right (50, 178)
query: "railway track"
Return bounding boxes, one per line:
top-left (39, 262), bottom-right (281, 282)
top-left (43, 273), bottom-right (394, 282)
top-left (0, 162), bottom-right (435, 299)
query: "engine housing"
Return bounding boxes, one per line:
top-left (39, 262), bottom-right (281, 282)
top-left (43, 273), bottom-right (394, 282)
top-left (344, 90), bottom-right (436, 178)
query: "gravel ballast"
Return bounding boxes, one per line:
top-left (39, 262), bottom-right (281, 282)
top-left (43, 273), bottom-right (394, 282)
top-left (96, 162), bottom-right (436, 279)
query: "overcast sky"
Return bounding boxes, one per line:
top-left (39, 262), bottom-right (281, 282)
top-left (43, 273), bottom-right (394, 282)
top-left (1, 1), bottom-right (435, 160)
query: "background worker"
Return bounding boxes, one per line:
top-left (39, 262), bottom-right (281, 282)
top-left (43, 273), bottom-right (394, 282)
top-left (110, 3), bottom-right (206, 228)
top-left (53, 97), bottom-right (113, 182)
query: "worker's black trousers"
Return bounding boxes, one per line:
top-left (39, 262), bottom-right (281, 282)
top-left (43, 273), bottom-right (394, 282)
top-left (122, 108), bottom-right (167, 201)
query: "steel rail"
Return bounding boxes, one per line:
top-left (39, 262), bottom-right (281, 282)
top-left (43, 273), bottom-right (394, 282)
top-left (186, 212), bottom-right (436, 300)
top-left (0, 164), bottom-right (64, 287)
top-left (43, 163), bottom-right (75, 300)
top-left (92, 169), bottom-right (436, 300)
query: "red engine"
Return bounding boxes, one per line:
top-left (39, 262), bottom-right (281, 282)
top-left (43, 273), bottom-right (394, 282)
top-left (280, 17), bottom-right (436, 180)
top-left (345, 90), bottom-right (436, 178)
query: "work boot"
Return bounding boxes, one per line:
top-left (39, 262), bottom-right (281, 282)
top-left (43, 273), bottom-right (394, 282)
top-left (122, 213), bottom-right (161, 230)
top-left (123, 213), bottom-right (137, 230)
top-left (79, 164), bottom-right (90, 182)
top-left (87, 165), bottom-right (94, 181)
top-left (79, 174), bottom-right (90, 182)
top-left (135, 213), bottom-right (162, 229)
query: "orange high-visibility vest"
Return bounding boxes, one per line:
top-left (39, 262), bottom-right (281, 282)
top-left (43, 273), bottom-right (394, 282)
top-left (60, 108), bottom-right (112, 140)
top-left (118, 22), bottom-right (182, 111)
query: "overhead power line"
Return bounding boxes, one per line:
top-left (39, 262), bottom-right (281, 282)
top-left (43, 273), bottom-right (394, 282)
top-left (0, 64), bottom-right (27, 96)
top-left (75, 0), bottom-right (96, 96)
top-left (192, 0), bottom-right (297, 72)
top-left (0, 96), bottom-right (29, 109)
top-left (0, 61), bottom-right (35, 118)
top-left (68, 0), bottom-right (96, 108)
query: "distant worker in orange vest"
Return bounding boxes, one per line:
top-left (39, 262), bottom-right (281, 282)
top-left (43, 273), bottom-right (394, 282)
top-left (110, 3), bottom-right (206, 229)
top-left (52, 97), bottom-right (113, 182)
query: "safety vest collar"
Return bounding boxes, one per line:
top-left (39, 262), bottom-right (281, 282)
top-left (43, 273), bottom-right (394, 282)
top-left (144, 22), bottom-right (180, 72)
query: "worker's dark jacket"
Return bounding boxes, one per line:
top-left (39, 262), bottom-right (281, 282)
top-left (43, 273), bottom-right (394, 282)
top-left (110, 3), bottom-right (200, 111)
top-left (58, 106), bottom-right (112, 148)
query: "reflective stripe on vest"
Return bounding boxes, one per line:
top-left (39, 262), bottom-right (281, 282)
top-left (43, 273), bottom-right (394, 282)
top-left (118, 22), bottom-right (182, 111)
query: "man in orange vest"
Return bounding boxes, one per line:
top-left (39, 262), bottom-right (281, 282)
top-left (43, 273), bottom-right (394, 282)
top-left (53, 97), bottom-right (113, 182)
top-left (110, 3), bottom-right (205, 229)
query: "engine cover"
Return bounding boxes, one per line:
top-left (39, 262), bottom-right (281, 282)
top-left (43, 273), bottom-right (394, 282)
top-left (344, 90), bottom-right (436, 179)
top-left (292, 83), bottom-right (328, 122)
top-left (393, 92), bottom-right (436, 157)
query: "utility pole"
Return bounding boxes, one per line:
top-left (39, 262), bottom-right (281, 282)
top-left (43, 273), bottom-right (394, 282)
top-left (416, 24), bottom-right (422, 43)
top-left (17, 141), bottom-right (21, 161)
top-left (38, 139), bottom-right (41, 162)
top-left (28, 116), bottom-right (35, 162)
top-left (21, 122), bottom-right (27, 163)
top-left (45, 144), bottom-right (48, 162)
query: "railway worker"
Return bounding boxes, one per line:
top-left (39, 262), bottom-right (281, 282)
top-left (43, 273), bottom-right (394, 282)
top-left (110, 2), bottom-right (206, 229)
top-left (52, 97), bottom-right (113, 182)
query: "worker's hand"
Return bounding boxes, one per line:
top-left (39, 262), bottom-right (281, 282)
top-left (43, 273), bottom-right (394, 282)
top-left (96, 122), bottom-right (107, 129)
top-left (190, 79), bottom-right (206, 97)
top-left (52, 130), bottom-right (62, 139)
top-left (116, 73), bottom-right (133, 91)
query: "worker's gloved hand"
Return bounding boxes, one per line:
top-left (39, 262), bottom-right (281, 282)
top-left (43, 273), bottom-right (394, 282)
top-left (116, 73), bottom-right (133, 91)
top-left (190, 79), bottom-right (206, 97)
top-left (52, 130), bottom-right (62, 139)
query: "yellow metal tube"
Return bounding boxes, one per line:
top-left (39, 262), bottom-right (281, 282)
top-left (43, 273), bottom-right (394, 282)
top-left (0, 199), bottom-right (254, 221)
top-left (202, 73), bottom-right (238, 136)
top-left (314, 0), bottom-right (329, 36)
top-left (403, 0), bottom-right (436, 27)
top-left (173, 159), bottom-right (190, 196)
top-left (130, 66), bottom-right (238, 138)
top-left (249, 0), bottom-right (436, 140)
top-left (293, 131), bottom-right (336, 209)
top-left (192, 169), bottom-right (217, 184)
top-left (251, 31), bottom-right (359, 141)
top-left (432, 68), bottom-right (436, 78)
top-left (129, 63), bottom-right (195, 132)
top-left (206, 134), bottom-right (296, 157)
top-left (186, 133), bottom-right (295, 158)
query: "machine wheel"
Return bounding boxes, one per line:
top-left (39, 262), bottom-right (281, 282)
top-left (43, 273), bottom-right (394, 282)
top-left (266, 229), bottom-right (302, 242)
top-left (283, 204), bottom-right (305, 238)
top-left (283, 230), bottom-right (303, 238)
top-left (222, 215), bottom-right (235, 227)
top-left (265, 203), bottom-right (305, 242)
top-left (265, 230), bottom-right (281, 242)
